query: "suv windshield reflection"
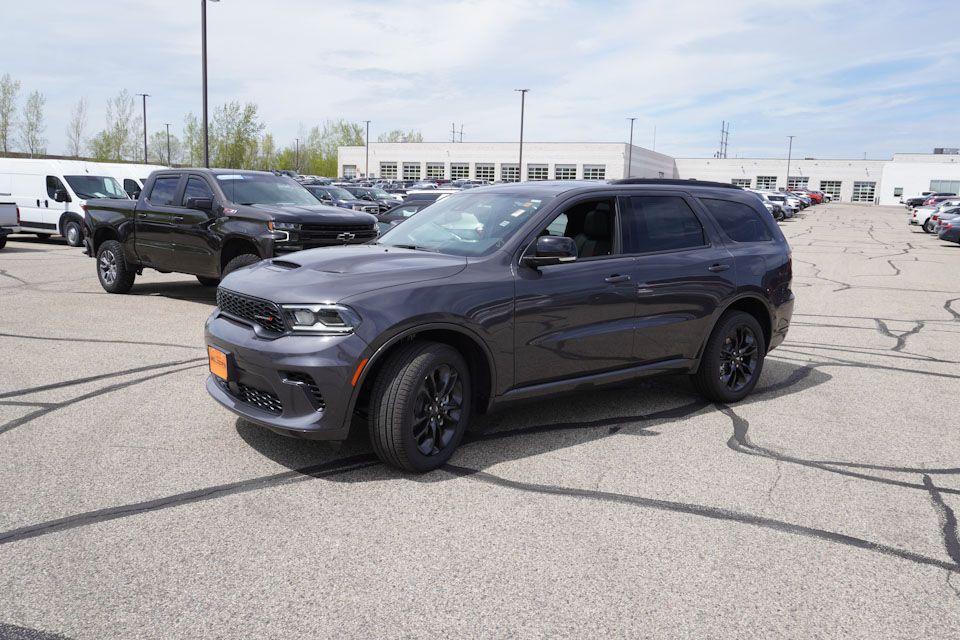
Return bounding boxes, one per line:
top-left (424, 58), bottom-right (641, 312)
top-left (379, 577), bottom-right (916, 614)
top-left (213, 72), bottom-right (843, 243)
top-left (377, 192), bottom-right (550, 256)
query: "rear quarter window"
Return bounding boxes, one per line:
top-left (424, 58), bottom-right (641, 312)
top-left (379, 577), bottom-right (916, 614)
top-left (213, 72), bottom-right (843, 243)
top-left (701, 198), bottom-right (774, 243)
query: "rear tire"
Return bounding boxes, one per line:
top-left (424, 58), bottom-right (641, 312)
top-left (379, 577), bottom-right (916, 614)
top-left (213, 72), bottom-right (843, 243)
top-left (692, 311), bottom-right (766, 403)
top-left (63, 220), bottom-right (83, 247)
top-left (96, 240), bottom-right (136, 294)
top-left (222, 253), bottom-right (260, 277)
top-left (196, 276), bottom-right (220, 287)
top-left (369, 341), bottom-right (471, 473)
top-left (923, 219), bottom-right (934, 233)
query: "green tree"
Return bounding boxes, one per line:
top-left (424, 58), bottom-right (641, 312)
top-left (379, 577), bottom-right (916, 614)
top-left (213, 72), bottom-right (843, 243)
top-left (182, 113), bottom-right (203, 166)
top-left (88, 90), bottom-right (140, 160)
top-left (297, 118), bottom-right (364, 176)
top-left (256, 132), bottom-right (276, 170)
top-left (0, 73), bottom-right (21, 153)
top-left (149, 129), bottom-right (181, 165)
top-left (210, 101), bottom-right (263, 169)
top-left (377, 128), bottom-right (423, 143)
top-left (19, 90), bottom-right (46, 156)
top-left (65, 97), bottom-right (88, 157)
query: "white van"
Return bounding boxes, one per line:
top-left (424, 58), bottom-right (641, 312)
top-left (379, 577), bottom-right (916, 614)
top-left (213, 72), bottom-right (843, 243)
top-left (101, 162), bottom-right (167, 198)
top-left (0, 159), bottom-right (134, 246)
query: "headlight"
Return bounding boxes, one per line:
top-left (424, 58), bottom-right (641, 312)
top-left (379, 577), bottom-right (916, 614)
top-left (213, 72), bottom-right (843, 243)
top-left (269, 221), bottom-right (301, 231)
top-left (280, 304), bottom-right (361, 334)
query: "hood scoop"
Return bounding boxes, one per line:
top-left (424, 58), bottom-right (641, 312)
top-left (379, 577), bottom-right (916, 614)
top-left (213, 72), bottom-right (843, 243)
top-left (269, 259), bottom-right (301, 270)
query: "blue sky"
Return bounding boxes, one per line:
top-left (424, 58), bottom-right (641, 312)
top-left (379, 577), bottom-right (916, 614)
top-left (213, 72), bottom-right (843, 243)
top-left (2, 0), bottom-right (959, 159)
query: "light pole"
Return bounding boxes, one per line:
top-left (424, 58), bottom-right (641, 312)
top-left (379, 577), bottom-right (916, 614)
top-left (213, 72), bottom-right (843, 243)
top-left (364, 120), bottom-right (370, 178)
top-left (137, 93), bottom-right (149, 163)
top-left (164, 123), bottom-right (171, 165)
top-left (785, 135), bottom-right (795, 191)
top-left (202, 0), bottom-right (219, 168)
top-left (626, 117), bottom-right (637, 178)
top-left (514, 89), bottom-right (528, 182)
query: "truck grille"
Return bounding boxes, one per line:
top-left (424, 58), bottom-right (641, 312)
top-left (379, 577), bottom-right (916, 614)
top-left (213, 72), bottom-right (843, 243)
top-left (216, 288), bottom-right (286, 333)
top-left (299, 223), bottom-right (378, 245)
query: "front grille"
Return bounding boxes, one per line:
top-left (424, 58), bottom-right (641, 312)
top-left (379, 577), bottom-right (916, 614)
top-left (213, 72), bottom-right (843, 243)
top-left (220, 379), bottom-right (283, 414)
top-left (282, 371), bottom-right (326, 411)
top-left (216, 288), bottom-right (286, 333)
top-left (299, 223), bottom-right (378, 245)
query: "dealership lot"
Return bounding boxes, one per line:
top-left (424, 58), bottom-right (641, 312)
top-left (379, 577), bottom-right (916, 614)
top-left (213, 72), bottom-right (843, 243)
top-left (1, 203), bottom-right (959, 638)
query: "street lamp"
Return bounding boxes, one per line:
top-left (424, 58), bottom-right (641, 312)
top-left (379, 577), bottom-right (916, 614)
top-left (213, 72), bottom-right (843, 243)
top-left (164, 123), bottom-right (171, 165)
top-left (514, 89), bottom-right (528, 182)
top-left (785, 135), bottom-right (795, 191)
top-left (137, 93), bottom-right (149, 163)
top-left (626, 117), bottom-right (637, 178)
top-left (202, 0), bottom-right (220, 168)
top-left (364, 120), bottom-right (371, 179)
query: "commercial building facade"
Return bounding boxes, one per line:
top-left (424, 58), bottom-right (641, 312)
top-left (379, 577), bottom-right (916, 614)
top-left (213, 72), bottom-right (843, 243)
top-left (337, 143), bottom-right (960, 206)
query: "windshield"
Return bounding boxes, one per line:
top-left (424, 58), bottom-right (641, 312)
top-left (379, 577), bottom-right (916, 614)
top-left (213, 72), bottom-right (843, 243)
top-left (216, 174), bottom-right (317, 206)
top-left (377, 192), bottom-right (550, 257)
top-left (371, 188), bottom-right (390, 198)
top-left (64, 175), bottom-right (127, 199)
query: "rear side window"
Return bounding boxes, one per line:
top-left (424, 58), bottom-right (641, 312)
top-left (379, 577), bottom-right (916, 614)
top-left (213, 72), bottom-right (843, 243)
top-left (182, 177), bottom-right (213, 205)
top-left (701, 198), bottom-right (773, 243)
top-left (624, 196), bottom-right (706, 253)
top-left (149, 176), bottom-right (180, 205)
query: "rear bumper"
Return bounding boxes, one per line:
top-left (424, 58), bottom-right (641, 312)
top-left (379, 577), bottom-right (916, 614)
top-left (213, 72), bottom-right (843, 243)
top-left (204, 312), bottom-right (369, 440)
top-left (938, 228), bottom-right (960, 242)
top-left (769, 292), bottom-right (794, 352)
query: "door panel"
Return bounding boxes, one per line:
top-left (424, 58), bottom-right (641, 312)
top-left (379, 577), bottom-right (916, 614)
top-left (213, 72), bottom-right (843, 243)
top-left (170, 176), bottom-right (219, 276)
top-left (135, 175), bottom-right (184, 268)
top-left (44, 176), bottom-right (68, 228)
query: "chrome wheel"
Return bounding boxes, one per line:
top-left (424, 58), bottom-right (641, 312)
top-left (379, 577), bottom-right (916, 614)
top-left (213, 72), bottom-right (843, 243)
top-left (412, 364), bottom-right (463, 456)
top-left (66, 224), bottom-right (80, 246)
top-left (719, 325), bottom-right (759, 392)
top-left (99, 250), bottom-right (118, 285)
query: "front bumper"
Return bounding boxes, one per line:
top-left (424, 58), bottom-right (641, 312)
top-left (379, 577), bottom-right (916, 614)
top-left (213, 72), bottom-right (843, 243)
top-left (204, 312), bottom-right (369, 440)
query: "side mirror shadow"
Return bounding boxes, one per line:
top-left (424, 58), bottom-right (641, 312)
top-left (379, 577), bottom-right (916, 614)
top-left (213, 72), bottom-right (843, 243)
top-left (53, 188), bottom-right (71, 203)
top-left (185, 196), bottom-right (214, 212)
top-left (521, 235), bottom-right (578, 268)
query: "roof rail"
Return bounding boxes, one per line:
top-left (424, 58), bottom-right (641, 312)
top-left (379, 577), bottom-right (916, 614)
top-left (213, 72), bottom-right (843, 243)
top-left (609, 178), bottom-right (742, 189)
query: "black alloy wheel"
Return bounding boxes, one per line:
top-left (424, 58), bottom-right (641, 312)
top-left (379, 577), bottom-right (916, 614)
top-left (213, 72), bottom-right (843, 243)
top-left (692, 310), bottom-right (766, 403)
top-left (719, 325), bottom-right (760, 393)
top-left (412, 364), bottom-right (464, 456)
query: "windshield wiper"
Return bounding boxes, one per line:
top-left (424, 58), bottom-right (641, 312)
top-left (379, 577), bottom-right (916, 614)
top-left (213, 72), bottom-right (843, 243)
top-left (390, 243), bottom-right (435, 252)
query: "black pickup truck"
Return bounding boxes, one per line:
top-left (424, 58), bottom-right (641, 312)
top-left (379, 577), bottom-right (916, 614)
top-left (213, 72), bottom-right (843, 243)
top-left (83, 168), bottom-right (378, 293)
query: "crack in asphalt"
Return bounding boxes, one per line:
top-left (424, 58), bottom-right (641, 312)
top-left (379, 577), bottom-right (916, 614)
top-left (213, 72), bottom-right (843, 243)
top-left (923, 474), bottom-right (960, 567)
top-left (874, 319), bottom-right (925, 352)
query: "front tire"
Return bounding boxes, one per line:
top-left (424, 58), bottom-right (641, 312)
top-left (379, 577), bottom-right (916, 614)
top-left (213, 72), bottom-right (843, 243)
top-left (222, 253), bottom-right (260, 277)
top-left (96, 240), bottom-right (136, 294)
top-left (369, 341), bottom-right (471, 472)
top-left (692, 311), bottom-right (766, 403)
top-left (63, 220), bottom-right (83, 247)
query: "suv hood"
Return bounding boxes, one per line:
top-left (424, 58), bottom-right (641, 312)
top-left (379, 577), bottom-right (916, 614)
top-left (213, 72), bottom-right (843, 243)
top-left (244, 203), bottom-right (376, 225)
top-left (219, 244), bottom-right (467, 303)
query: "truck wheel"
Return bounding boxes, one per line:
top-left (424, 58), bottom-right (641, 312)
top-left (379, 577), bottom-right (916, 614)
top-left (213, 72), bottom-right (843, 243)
top-left (222, 254), bottom-right (260, 277)
top-left (63, 220), bottom-right (83, 247)
top-left (692, 311), bottom-right (766, 403)
top-left (369, 341), bottom-right (471, 473)
top-left (0, 236), bottom-right (6, 249)
top-left (196, 276), bottom-right (220, 287)
top-left (96, 240), bottom-right (136, 294)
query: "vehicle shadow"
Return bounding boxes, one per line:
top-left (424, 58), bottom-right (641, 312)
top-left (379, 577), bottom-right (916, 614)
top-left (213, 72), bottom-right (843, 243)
top-left (127, 280), bottom-right (218, 305)
top-left (235, 357), bottom-right (831, 481)
top-left (5, 234), bottom-right (68, 246)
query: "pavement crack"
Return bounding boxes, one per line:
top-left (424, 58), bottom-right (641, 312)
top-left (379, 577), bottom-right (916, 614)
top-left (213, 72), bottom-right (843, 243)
top-left (922, 474), bottom-right (960, 568)
top-left (874, 319), bottom-right (925, 352)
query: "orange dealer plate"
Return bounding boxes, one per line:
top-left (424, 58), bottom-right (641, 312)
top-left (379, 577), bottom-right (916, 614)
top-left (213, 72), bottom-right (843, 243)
top-left (208, 346), bottom-right (229, 380)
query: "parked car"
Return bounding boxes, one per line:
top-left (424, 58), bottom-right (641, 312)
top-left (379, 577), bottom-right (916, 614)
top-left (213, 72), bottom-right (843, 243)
top-left (902, 191), bottom-right (936, 206)
top-left (204, 178), bottom-right (794, 472)
top-left (303, 185), bottom-right (380, 214)
top-left (409, 181), bottom-right (439, 190)
top-left (375, 201), bottom-right (432, 234)
top-left (937, 218), bottom-right (960, 244)
top-left (340, 186), bottom-right (404, 212)
top-left (83, 169), bottom-right (377, 294)
top-left (922, 194), bottom-right (958, 207)
top-left (932, 207), bottom-right (960, 234)
top-left (912, 199), bottom-right (960, 232)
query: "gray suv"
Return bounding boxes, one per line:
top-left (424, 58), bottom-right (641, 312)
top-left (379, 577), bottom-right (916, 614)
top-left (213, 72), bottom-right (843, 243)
top-left (205, 180), bottom-right (794, 472)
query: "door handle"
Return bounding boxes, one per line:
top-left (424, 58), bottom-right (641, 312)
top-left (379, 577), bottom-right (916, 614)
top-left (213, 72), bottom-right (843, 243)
top-left (604, 274), bottom-right (631, 283)
top-left (173, 216), bottom-right (185, 223)
top-left (707, 263), bottom-right (731, 272)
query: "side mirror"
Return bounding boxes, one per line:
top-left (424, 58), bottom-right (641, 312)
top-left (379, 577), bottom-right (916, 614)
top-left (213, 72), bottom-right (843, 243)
top-left (54, 188), bottom-right (71, 203)
top-left (521, 235), bottom-right (578, 268)
top-left (185, 196), bottom-right (213, 212)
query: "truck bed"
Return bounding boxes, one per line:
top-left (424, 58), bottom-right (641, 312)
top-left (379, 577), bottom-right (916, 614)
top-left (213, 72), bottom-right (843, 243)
top-left (0, 201), bottom-right (18, 230)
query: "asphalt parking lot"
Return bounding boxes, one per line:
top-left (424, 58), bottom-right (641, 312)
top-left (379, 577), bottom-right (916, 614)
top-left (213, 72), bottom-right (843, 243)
top-left (2, 202), bottom-right (959, 639)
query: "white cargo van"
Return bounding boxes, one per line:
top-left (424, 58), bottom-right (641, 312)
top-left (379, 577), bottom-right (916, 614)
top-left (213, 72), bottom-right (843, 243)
top-left (0, 159), bottom-right (133, 246)
top-left (102, 162), bottom-right (167, 198)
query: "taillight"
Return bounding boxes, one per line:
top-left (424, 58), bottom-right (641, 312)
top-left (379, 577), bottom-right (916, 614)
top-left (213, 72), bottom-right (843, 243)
top-left (15, 206), bottom-right (20, 224)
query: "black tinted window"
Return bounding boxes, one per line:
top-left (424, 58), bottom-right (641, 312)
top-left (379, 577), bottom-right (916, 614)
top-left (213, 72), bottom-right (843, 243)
top-left (149, 176), bottom-right (180, 205)
top-left (123, 179), bottom-right (140, 197)
top-left (182, 177), bottom-right (213, 205)
top-left (702, 198), bottom-right (773, 243)
top-left (46, 176), bottom-right (65, 199)
top-left (625, 196), bottom-right (705, 253)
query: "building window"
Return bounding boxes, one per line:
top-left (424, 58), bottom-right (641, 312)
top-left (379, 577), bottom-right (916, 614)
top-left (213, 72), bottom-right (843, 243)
top-left (554, 165), bottom-right (577, 180)
top-left (851, 181), bottom-right (876, 202)
top-left (527, 164), bottom-right (548, 181)
top-left (893, 187), bottom-right (903, 197)
top-left (402, 162), bottom-right (421, 180)
top-left (731, 178), bottom-right (751, 188)
top-left (583, 165), bottom-right (606, 180)
top-left (451, 163), bottom-right (469, 179)
top-left (380, 162), bottom-right (397, 179)
top-left (342, 165), bottom-right (357, 179)
top-left (930, 179), bottom-right (960, 194)
top-left (756, 176), bottom-right (778, 190)
top-left (476, 164), bottom-right (495, 182)
top-left (426, 162), bottom-right (445, 179)
top-left (501, 164), bottom-right (519, 182)
top-left (819, 180), bottom-right (841, 198)
top-left (787, 176), bottom-right (808, 190)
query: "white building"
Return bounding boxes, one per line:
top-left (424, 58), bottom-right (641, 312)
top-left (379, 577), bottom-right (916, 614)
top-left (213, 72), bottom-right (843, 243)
top-left (337, 142), bottom-right (960, 206)
top-left (337, 142), bottom-right (678, 183)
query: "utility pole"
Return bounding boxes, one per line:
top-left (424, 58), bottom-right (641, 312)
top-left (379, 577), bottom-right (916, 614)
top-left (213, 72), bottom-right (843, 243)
top-left (294, 138), bottom-right (300, 172)
top-left (626, 117), bottom-right (637, 178)
top-left (164, 123), bottom-right (171, 165)
top-left (137, 93), bottom-right (149, 163)
top-left (201, 0), bottom-right (219, 168)
top-left (515, 89), bottom-right (528, 182)
top-left (785, 135), bottom-right (795, 191)
top-left (459, 124), bottom-right (464, 143)
top-left (364, 120), bottom-right (370, 178)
